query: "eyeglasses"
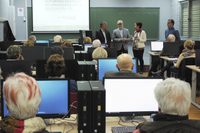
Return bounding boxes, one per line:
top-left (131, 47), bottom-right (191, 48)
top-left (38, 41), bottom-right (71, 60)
top-left (117, 23), bottom-right (122, 25)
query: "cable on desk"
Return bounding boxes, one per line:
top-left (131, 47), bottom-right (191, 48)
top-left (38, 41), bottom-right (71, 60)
top-left (62, 101), bottom-right (77, 119)
top-left (65, 122), bottom-right (74, 133)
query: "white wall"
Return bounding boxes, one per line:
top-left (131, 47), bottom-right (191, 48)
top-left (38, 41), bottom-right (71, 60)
top-left (0, 0), bottom-right (9, 20)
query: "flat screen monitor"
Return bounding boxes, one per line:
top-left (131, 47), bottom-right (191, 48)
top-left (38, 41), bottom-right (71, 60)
top-left (44, 47), bottom-right (74, 60)
top-left (151, 41), bottom-right (163, 52)
top-left (103, 77), bottom-right (163, 116)
top-left (194, 41), bottom-right (200, 50)
top-left (34, 43), bottom-right (48, 47)
top-left (0, 60), bottom-right (31, 79)
top-left (84, 44), bottom-right (106, 51)
top-left (163, 42), bottom-right (184, 57)
top-left (98, 58), bottom-right (138, 80)
top-left (36, 59), bottom-right (78, 81)
top-left (36, 40), bottom-right (49, 46)
top-left (49, 43), bottom-right (61, 47)
top-left (196, 49), bottom-right (200, 67)
top-left (21, 46), bottom-right (44, 65)
top-left (0, 41), bottom-right (22, 51)
top-left (1, 79), bottom-right (70, 118)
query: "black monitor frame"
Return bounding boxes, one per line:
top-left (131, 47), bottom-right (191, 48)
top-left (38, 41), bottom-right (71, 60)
top-left (1, 78), bottom-right (70, 119)
top-left (0, 41), bottom-right (22, 51)
top-left (194, 41), bottom-right (200, 50)
top-left (163, 42), bottom-right (184, 57)
top-left (196, 49), bottom-right (200, 68)
top-left (103, 77), bottom-right (164, 117)
top-left (49, 43), bottom-right (61, 47)
top-left (34, 43), bottom-right (48, 47)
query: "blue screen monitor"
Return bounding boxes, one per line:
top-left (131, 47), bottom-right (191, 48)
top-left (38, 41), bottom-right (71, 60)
top-left (36, 40), bottom-right (49, 47)
top-left (1, 79), bottom-right (70, 119)
top-left (98, 58), bottom-right (138, 80)
top-left (103, 77), bottom-right (163, 116)
top-left (84, 44), bottom-right (106, 51)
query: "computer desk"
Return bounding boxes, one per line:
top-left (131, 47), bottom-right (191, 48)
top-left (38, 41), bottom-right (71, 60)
top-left (45, 115), bottom-right (151, 133)
top-left (186, 65), bottom-right (200, 109)
top-left (147, 52), bottom-right (160, 69)
top-left (159, 56), bottom-right (178, 78)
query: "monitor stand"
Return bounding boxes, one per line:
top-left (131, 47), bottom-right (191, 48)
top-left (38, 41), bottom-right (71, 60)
top-left (120, 116), bottom-right (146, 122)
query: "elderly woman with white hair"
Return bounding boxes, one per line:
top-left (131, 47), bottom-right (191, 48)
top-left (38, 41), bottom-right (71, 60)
top-left (92, 47), bottom-right (108, 70)
top-left (133, 78), bottom-right (200, 133)
top-left (0, 73), bottom-right (49, 133)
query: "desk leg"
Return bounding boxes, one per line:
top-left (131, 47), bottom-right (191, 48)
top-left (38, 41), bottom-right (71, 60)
top-left (191, 70), bottom-right (200, 109)
top-left (164, 60), bottom-right (167, 78)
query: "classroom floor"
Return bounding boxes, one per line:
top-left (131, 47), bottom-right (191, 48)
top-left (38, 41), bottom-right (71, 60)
top-left (141, 71), bottom-right (200, 120)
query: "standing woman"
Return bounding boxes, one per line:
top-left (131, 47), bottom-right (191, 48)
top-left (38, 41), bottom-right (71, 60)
top-left (131, 22), bottom-right (146, 74)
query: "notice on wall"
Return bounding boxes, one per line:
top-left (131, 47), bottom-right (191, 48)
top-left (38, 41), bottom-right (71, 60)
top-left (18, 8), bottom-right (24, 16)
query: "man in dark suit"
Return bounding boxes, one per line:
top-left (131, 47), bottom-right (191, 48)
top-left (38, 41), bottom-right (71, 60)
top-left (104, 53), bottom-right (144, 77)
top-left (95, 21), bottom-right (111, 47)
top-left (113, 20), bottom-right (131, 56)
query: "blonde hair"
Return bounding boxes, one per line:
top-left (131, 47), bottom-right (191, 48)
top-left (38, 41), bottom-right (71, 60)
top-left (60, 41), bottom-right (72, 47)
top-left (184, 39), bottom-right (195, 50)
top-left (3, 73), bottom-right (41, 120)
top-left (23, 40), bottom-right (34, 46)
top-left (83, 37), bottom-right (92, 44)
top-left (154, 78), bottom-right (191, 116)
top-left (92, 47), bottom-right (108, 59)
top-left (6, 45), bottom-right (22, 59)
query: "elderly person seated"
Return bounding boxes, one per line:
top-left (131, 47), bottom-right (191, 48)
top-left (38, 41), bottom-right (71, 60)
top-left (104, 53), bottom-right (144, 77)
top-left (0, 73), bottom-right (48, 133)
top-left (133, 78), bottom-right (200, 133)
top-left (23, 40), bottom-right (34, 46)
top-left (148, 34), bottom-right (175, 77)
top-left (83, 37), bottom-right (92, 44)
top-left (29, 35), bottom-right (36, 43)
top-left (6, 45), bottom-right (24, 60)
top-left (92, 39), bottom-right (101, 48)
top-left (92, 47), bottom-right (108, 70)
top-left (60, 41), bottom-right (72, 47)
top-left (54, 35), bottom-right (62, 43)
top-left (45, 54), bottom-right (77, 93)
top-left (152, 39), bottom-right (195, 77)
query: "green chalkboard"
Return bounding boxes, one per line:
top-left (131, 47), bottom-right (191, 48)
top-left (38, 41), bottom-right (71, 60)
top-left (28, 7), bottom-right (159, 40)
top-left (90, 8), bottom-right (159, 39)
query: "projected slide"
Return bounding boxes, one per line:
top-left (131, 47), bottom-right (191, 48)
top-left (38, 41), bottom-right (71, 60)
top-left (32, 0), bottom-right (89, 31)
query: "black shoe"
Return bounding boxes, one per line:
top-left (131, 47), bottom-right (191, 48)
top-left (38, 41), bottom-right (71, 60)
top-left (151, 70), bottom-right (161, 76)
top-left (140, 71), bottom-right (143, 74)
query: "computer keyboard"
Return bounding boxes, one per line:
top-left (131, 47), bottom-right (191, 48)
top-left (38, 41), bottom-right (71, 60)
top-left (111, 126), bottom-right (136, 133)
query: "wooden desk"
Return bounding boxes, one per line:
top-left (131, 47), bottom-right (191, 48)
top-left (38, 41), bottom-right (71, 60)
top-left (159, 56), bottom-right (178, 77)
top-left (45, 115), bottom-right (150, 133)
top-left (186, 65), bottom-right (200, 109)
top-left (147, 52), bottom-right (160, 69)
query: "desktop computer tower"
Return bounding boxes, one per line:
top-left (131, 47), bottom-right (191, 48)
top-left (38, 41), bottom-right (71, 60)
top-left (89, 81), bottom-right (105, 133)
top-left (81, 51), bottom-right (88, 61)
top-left (77, 81), bottom-right (92, 133)
top-left (77, 61), bottom-right (87, 80)
top-left (86, 61), bottom-right (96, 80)
top-left (75, 51), bottom-right (82, 61)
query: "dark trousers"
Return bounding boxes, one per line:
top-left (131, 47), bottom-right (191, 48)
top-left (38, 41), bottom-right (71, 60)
top-left (117, 46), bottom-right (128, 56)
top-left (133, 49), bottom-right (144, 72)
top-left (148, 59), bottom-right (164, 76)
top-left (161, 60), bottom-right (176, 77)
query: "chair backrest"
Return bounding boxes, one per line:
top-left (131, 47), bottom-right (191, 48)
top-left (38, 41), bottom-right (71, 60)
top-left (177, 58), bottom-right (195, 83)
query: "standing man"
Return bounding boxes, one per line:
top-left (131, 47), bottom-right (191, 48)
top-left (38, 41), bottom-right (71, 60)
top-left (165, 19), bottom-right (180, 41)
top-left (113, 20), bottom-right (131, 56)
top-left (95, 21), bottom-right (111, 47)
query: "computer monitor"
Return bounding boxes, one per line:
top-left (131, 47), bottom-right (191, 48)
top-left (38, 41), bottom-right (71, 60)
top-left (1, 79), bottom-right (70, 119)
top-left (151, 41), bottom-right (163, 52)
top-left (0, 41), bottom-right (22, 51)
top-left (194, 41), bottom-right (200, 50)
top-left (162, 42), bottom-right (184, 57)
top-left (98, 58), bottom-right (138, 80)
top-left (44, 47), bottom-right (74, 60)
top-left (103, 77), bottom-right (163, 116)
top-left (84, 44), bottom-right (106, 51)
top-left (21, 46), bottom-right (44, 65)
top-left (196, 49), bottom-right (200, 68)
top-left (36, 40), bottom-right (49, 46)
top-left (34, 43), bottom-right (48, 47)
top-left (49, 43), bottom-right (61, 47)
top-left (0, 60), bottom-right (31, 79)
top-left (36, 59), bottom-right (78, 81)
